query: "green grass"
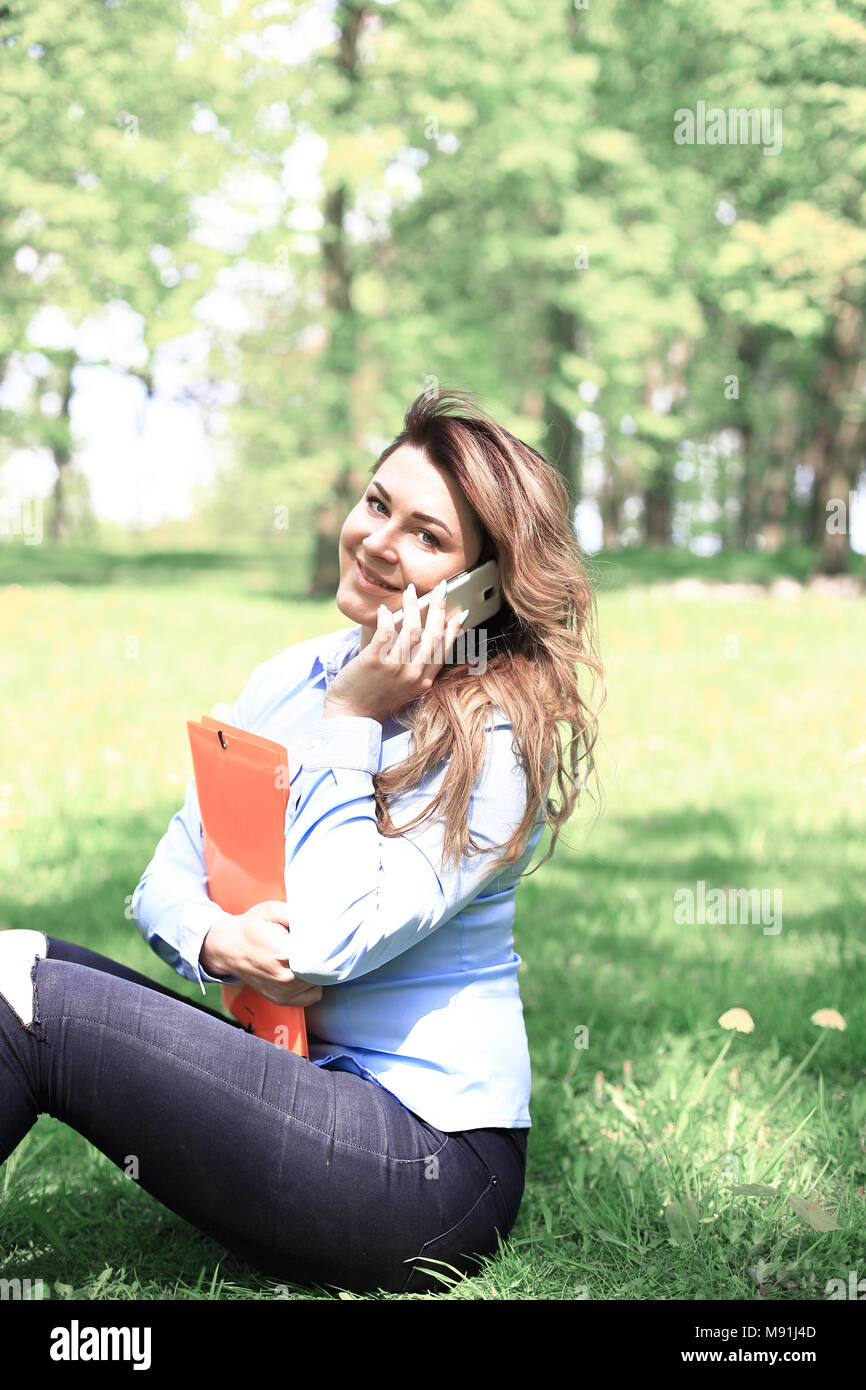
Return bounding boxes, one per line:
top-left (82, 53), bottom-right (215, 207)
top-left (585, 540), bottom-right (865, 592)
top-left (0, 546), bottom-right (864, 1300)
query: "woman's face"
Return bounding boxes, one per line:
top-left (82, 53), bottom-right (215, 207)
top-left (336, 443), bottom-right (484, 651)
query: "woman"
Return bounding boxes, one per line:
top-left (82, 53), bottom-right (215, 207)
top-left (0, 389), bottom-right (603, 1295)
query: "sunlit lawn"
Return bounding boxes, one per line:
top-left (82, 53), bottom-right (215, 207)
top-left (1, 548), bottom-right (864, 1299)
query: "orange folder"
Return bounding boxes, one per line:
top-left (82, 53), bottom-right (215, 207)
top-left (186, 715), bottom-right (308, 1057)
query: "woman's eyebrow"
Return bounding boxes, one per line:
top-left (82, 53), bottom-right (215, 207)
top-left (368, 479), bottom-right (452, 538)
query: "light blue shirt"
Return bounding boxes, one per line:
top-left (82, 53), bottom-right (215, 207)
top-left (132, 624), bottom-right (548, 1133)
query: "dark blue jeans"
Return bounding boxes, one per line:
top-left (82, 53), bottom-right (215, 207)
top-left (0, 936), bottom-right (528, 1294)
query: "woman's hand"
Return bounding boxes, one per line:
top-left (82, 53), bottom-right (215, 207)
top-left (324, 580), bottom-right (467, 724)
top-left (200, 902), bottom-right (323, 1007)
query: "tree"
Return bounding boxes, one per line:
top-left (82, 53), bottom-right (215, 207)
top-left (0, 0), bottom-right (262, 537)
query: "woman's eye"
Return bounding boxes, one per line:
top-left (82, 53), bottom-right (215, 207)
top-left (365, 496), bottom-right (439, 549)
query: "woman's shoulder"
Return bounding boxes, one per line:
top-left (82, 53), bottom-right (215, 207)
top-left (252, 626), bottom-right (359, 688)
top-left (486, 704), bottom-right (512, 732)
top-left (233, 627), bottom-right (358, 728)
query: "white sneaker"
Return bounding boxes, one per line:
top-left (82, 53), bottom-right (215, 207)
top-left (0, 930), bottom-right (48, 1029)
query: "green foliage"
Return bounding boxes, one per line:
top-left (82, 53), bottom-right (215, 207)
top-left (2, 1), bottom-right (864, 562)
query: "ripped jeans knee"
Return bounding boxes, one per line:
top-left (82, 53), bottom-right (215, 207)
top-left (0, 930), bottom-right (48, 1031)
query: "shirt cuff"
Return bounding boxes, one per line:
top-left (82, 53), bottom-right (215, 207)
top-left (305, 715), bottom-right (382, 773)
top-left (178, 902), bottom-right (241, 994)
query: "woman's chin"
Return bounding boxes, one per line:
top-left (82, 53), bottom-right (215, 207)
top-left (335, 581), bottom-right (374, 624)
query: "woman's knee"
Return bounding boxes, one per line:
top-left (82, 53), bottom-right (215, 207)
top-left (0, 929), bottom-right (48, 1029)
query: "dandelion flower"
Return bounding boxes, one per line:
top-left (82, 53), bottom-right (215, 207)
top-left (810, 1008), bottom-right (846, 1031)
top-left (719, 1007), bottom-right (755, 1033)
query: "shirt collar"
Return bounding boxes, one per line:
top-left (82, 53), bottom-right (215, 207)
top-left (311, 625), bottom-right (362, 690)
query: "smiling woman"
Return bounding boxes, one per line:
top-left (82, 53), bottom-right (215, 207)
top-left (0, 387), bottom-right (605, 1299)
top-left (338, 443), bottom-right (484, 641)
top-left (337, 388), bottom-right (605, 883)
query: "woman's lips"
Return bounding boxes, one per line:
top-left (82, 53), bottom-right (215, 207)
top-left (354, 558), bottom-right (400, 593)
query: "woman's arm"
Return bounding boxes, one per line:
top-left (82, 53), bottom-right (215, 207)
top-left (131, 660), bottom-right (268, 994)
top-left (199, 902), bottom-right (322, 1006)
top-left (281, 711), bottom-right (544, 987)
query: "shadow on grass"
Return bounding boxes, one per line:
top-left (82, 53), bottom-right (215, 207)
top-left (1, 1147), bottom-right (350, 1299)
top-left (0, 544), bottom-right (319, 603)
top-left (517, 798), bottom-right (863, 1056)
top-left (3, 795), bottom-right (861, 1297)
top-left (5, 539), bottom-right (862, 599)
top-left (584, 542), bottom-right (864, 592)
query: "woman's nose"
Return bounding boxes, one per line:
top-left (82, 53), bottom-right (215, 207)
top-left (362, 525), bottom-right (398, 557)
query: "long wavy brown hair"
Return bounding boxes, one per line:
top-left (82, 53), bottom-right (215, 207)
top-left (369, 387), bottom-right (605, 880)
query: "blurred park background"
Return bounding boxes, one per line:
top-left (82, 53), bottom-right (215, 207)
top-left (1, 0), bottom-right (865, 585)
top-left (1, 0), bottom-right (865, 1302)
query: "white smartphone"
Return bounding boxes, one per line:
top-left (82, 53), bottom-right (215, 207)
top-left (390, 558), bottom-right (501, 632)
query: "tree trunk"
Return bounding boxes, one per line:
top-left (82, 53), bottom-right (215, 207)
top-left (734, 328), bottom-right (765, 548)
top-left (817, 462), bottom-right (854, 574)
top-left (309, 466), bottom-right (365, 597)
top-left (543, 393), bottom-right (579, 521)
top-left (599, 458), bottom-right (625, 547)
top-left (739, 430), bottom-right (766, 549)
top-left (48, 351), bottom-right (77, 542)
top-left (810, 307), bottom-right (866, 574)
top-left (644, 457), bottom-right (673, 546)
top-left (640, 349), bottom-right (676, 547)
top-left (759, 462), bottom-right (790, 554)
top-left (308, 1), bottom-right (368, 597)
top-left (543, 304), bottom-right (581, 518)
